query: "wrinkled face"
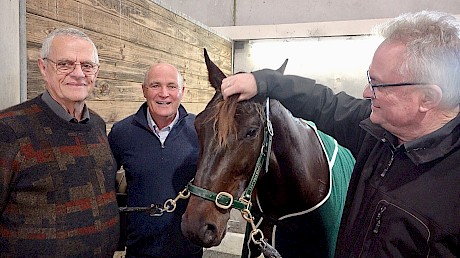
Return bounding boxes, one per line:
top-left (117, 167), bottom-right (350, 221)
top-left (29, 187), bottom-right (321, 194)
top-left (142, 63), bottom-right (184, 126)
top-left (38, 36), bottom-right (98, 108)
top-left (363, 40), bottom-right (424, 133)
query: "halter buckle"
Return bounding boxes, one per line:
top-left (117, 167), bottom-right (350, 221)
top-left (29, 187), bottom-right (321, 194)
top-left (215, 191), bottom-right (233, 209)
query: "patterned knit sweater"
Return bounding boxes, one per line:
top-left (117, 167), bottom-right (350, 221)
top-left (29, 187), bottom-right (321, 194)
top-left (0, 95), bottom-right (119, 257)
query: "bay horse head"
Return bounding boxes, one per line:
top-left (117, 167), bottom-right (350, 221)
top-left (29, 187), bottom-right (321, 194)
top-left (181, 49), bottom-right (331, 251)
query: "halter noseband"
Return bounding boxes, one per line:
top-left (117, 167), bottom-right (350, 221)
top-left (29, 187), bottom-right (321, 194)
top-left (187, 98), bottom-right (274, 211)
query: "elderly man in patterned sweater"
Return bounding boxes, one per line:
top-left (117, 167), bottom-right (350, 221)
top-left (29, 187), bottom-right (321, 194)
top-left (0, 28), bottom-right (119, 257)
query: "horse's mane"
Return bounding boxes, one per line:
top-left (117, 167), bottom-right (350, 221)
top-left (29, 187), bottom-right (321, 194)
top-left (204, 94), bottom-right (264, 147)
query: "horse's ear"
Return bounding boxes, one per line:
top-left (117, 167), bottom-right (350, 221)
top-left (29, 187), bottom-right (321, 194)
top-left (276, 59), bottom-right (289, 75)
top-left (204, 48), bottom-right (226, 92)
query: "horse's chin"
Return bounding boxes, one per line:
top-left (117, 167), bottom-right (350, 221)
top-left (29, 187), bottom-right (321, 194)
top-left (181, 199), bottom-right (230, 248)
top-left (199, 226), bottom-right (227, 248)
top-left (181, 219), bottom-right (227, 248)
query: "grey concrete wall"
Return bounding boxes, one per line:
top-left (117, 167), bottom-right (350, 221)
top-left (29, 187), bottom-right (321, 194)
top-left (155, 0), bottom-right (235, 26)
top-left (0, 0), bottom-right (24, 110)
top-left (157, 0), bottom-right (460, 27)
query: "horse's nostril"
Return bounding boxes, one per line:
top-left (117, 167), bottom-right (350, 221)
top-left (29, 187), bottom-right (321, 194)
top-left (202, 223), bottom-right (218, 245)
top-left (205, 223), bottom-right (216, 233)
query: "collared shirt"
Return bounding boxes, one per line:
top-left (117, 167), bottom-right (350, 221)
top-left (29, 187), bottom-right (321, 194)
top-left (146, 106), bottom-right (178, 145)
top-left (41, 90), bottom-right (90, 123)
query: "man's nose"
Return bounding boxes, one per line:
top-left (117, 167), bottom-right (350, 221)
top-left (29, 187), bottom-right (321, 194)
top-left (159, 86), bottom-right (169, 96)
top-left (69, 63), bottom-right (86, 77)
top-left (362, 83), bottom-right (374, 99)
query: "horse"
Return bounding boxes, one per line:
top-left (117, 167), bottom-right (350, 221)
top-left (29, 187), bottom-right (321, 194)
top-left (181, 49), bottom-right (355, 257)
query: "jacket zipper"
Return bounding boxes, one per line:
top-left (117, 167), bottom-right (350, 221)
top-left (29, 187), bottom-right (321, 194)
top-left (380, 148), bottom-right (396, 177)
top-left (372, 206), bottom-right (386, 233)
top-left (360, 200), bottom-right (432, 257)
top-left (380, 153), bottom-right (394, 177)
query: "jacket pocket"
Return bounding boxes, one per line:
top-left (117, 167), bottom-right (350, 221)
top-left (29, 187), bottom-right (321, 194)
top-left (360, 199), bottom-right (431, 258)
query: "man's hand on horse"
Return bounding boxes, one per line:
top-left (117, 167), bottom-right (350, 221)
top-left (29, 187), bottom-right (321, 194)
top-left (221, 73), bottom-right (258, 101)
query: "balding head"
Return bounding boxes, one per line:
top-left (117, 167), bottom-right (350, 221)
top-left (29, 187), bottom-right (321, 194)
top-left (143, 63), bottom-right (184, 91)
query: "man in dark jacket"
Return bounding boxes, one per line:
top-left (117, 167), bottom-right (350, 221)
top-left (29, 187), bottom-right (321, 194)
top-left (220, 10), bottom-right (460, 257)
top-left (108, 63), bottom-right (202, 257)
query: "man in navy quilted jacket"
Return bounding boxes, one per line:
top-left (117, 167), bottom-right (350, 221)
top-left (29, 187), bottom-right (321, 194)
top-left (109, 63), bottom-right (202, 258)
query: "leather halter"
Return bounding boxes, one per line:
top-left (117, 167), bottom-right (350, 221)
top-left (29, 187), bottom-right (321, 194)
top-left (187, 98), bottom-right (274, 211)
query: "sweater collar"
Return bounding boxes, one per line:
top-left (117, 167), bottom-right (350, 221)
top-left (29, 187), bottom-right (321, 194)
top-left (146, 107), bottom-right (179, 132)
top-left (41, 91), bottom-right (90, 123)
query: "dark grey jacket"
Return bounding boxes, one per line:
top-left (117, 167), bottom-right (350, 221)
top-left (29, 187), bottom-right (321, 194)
top-left (252, 69), bottom-right (460, 257)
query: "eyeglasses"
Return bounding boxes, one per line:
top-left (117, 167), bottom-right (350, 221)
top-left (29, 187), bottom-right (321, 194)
top-left (367, 70), bottom-right (428, 98)
top-left (43, 58), bottom-right (99, 75)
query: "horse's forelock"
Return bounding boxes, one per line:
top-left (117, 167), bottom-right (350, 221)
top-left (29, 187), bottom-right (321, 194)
top-left (202, 95), bottom-right (264, 148)
top-left (216, 96), bottom-right (239, 147)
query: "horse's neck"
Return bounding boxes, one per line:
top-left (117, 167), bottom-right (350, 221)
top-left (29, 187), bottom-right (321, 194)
top-left (256, 102), bottom-right (330, 216)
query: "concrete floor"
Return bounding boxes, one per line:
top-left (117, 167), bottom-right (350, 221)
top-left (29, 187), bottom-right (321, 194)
top-left (114, 233), bottom-right (243, 258)
top-left (114, 210), bottom-right (247, 258)
top-left (203, 249), bottom-right (240, 258)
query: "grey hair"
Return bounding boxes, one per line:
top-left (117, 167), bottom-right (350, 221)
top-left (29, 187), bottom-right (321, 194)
top-left (375, 10), bottom-right (460, 108)
top-left (176, 69), bottom-right (184, 91)
top-left (40, 28), bottom-right (99, 64)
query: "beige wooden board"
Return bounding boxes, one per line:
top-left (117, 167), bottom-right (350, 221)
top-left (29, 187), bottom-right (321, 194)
top-left (26, 0), bottom-right (231, 123)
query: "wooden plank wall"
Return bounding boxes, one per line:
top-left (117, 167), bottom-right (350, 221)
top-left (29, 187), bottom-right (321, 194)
top-left (26, 0), bottom-right (232, 129)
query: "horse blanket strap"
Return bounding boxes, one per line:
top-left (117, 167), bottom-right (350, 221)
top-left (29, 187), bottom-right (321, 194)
top-left (187, 182), bottom-right (248, 210)
top-left (304, 121), bottom-right (338, 169)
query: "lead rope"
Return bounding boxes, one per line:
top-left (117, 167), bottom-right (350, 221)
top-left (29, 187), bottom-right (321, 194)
top-left (119, 186), bottom-right (190, 216)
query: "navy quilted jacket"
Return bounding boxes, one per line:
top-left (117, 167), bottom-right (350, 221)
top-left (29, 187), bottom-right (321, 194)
top-left (108, 103), bottom-right (202, 257)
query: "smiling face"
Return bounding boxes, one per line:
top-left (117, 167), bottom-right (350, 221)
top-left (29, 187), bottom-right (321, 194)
top-left (363, 40), bottom-right (426, 135)
top-left (38, 35), bottom-right (98, 111)
top-left (142, 63), bottom-right (184, 129)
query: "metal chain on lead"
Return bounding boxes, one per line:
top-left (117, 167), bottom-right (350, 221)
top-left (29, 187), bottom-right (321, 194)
top-left (241, 208), bottom-right (264, 246)
top-left (119, 186), bottom-right (190, 216)
top-left (162, 187), bottom-right (191, 213)
top-left (241, 208), bottom-right (282, 258)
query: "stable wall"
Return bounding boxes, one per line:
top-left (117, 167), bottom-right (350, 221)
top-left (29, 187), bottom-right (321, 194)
top-left (233, 36), bottom-right (383, 99)
top-left (159, 0), bottom-right (460, 27)
top-left (225, 13), bottom-right (460, 99)
top-left (159, 1), bottom-right (460, 99)
top-left (26, 0), bottom-right (232, 129)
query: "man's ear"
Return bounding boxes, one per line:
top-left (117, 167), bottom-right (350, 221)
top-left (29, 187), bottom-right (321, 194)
top-left (142, 84), bottom-right (148, 98)
top-left (180, 82), bottom-right (186, 96)
top-left (38, 58), bottom-right (47, 78)
top-left (419, 84), bottom-right (442, 112)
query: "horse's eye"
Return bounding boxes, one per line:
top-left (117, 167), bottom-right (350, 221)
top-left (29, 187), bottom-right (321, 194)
top-left (245, 128), bottom-right (258, 139)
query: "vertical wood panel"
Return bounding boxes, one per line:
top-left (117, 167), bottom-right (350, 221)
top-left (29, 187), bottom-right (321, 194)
top-left (26, 0), bottom-right (232, 129)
